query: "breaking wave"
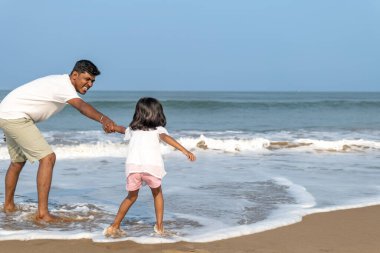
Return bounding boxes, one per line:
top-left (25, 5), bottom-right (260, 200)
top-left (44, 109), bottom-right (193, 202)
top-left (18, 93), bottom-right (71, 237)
top-left (1, 134), bottom-right (380, 160)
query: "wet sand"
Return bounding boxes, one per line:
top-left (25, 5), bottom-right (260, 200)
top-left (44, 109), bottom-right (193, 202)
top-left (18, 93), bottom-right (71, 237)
top-left (1, 205), bottom-right (380, 253)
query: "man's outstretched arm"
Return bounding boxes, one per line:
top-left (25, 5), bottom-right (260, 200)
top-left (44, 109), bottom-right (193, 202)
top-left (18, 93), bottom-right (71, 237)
top-left (67, 98), bottom-right (115, 133)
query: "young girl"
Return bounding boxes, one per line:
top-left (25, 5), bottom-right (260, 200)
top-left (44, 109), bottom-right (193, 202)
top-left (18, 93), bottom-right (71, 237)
top-left (104, 97), bottom-right (196, 237)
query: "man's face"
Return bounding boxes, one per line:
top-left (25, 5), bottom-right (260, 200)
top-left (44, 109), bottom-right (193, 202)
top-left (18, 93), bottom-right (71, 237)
top-left (71, 71), bottom-right (96, 95)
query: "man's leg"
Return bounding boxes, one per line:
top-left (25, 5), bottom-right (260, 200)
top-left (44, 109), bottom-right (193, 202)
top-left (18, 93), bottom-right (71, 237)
top-left (4, 161), bottom-right (26, 212)
top-left (36, 152), bottom-right (56, 221)
top-left (1, 118), bottom-right (56, 221)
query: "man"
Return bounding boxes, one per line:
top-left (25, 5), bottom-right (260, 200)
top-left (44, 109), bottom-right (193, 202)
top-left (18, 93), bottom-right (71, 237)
top-left (0, 60), bottom-right (115, 221)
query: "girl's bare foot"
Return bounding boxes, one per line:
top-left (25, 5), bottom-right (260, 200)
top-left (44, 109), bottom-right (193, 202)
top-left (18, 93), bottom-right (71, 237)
top-left (103, 226), bottom-right (127, 238)
top-left (154, 224), bottom-right (164, 235)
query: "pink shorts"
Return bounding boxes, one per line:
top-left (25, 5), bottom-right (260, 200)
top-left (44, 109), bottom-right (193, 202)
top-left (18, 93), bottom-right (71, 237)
top-left (127, 173), bottom-right (162, 191)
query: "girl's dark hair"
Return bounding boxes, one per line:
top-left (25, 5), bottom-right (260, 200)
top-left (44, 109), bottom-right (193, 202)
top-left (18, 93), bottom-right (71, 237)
top-left (129, 97), bottom-right (166, 130)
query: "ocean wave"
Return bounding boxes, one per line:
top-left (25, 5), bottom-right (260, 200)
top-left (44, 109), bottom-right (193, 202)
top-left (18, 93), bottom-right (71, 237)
top-left (1, 135), bottom-right (380, 160)
top-left (57, 98), bottom-right (380, 111)
top-left (83, 99), bottom-right (380, 110)
top-left (190, 136), bottom-right (380, 153)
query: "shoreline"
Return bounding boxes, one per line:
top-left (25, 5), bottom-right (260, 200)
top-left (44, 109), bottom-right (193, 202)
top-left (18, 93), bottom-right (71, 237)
top-left (1, 204), bottom-right (380, 253)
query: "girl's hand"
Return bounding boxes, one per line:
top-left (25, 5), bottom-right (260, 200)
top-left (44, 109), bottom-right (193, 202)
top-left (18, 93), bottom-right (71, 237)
top-left (113, 125), bottom-right (127, 134)
top-left (185, 151), bottom-right (196, 161)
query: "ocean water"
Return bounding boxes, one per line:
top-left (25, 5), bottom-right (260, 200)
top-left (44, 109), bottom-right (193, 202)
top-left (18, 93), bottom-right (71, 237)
top-left (0, 91), bottom-right (380, 243)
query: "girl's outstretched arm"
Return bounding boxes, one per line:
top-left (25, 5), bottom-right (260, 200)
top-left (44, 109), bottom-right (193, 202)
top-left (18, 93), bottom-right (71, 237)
top-left (159, 133), bottom-right (196, 161)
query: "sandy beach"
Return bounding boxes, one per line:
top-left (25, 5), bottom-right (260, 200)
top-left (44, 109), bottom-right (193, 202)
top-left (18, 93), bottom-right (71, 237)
top-left (1, 205), bottom-right (379, 253)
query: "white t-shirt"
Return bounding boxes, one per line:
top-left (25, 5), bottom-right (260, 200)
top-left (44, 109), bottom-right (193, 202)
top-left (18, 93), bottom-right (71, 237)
top-left (0, 74), bottom-right (80, 123)
top-left (124, 126), bottom-right (169, 179)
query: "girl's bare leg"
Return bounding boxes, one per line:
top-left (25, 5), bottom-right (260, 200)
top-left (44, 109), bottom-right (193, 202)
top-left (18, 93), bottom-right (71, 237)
top-left (105, 190), bottom-right (139, 236)
top-left (151, 186), bottom-right (164, 233)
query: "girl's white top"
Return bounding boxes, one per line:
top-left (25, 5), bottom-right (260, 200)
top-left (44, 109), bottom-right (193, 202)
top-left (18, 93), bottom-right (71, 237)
top-left (124, 126), bottom-right (168, 179)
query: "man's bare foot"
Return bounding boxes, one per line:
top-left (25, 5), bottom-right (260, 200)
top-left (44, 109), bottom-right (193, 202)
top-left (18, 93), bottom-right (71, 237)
top-left (35, 213), bottom-right (62, 222)
top-left (103, 226), bottom-right (127, 238)
top-left (4, 203), bottom-right (17, 213)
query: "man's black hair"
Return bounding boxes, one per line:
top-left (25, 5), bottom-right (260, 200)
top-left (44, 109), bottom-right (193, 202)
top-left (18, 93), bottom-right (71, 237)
top-left (71, 60), bottom-right (101, 76)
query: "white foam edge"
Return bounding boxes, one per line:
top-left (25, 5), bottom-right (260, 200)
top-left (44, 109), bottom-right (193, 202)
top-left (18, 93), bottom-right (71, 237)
top-left (272, 177), bottom-right (316, 208)
top-left (169, 199), bottom-right (380, 243)
top-left (2, 199), bottom-right (380, 243)
top-left (0, 230), bottom-right (93, 241)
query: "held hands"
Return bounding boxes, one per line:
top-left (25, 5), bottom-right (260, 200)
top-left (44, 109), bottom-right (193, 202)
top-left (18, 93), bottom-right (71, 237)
top-left (101, 116), bottom-right (116, 133)
top-left (100, 115), bottom-right (126, 134)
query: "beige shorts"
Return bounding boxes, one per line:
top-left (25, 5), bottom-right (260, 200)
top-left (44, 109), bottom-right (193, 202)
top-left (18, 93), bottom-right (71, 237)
top-left (0, 118), bottom-right (53, 163)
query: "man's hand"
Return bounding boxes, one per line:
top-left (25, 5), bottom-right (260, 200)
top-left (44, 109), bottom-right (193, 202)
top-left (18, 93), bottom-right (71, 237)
top-left (102, 119), bottom-right (116, 133)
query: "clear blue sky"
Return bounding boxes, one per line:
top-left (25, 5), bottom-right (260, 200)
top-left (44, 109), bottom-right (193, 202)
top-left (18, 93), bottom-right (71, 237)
top-left (0, 0), bottom-right (379, 91)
